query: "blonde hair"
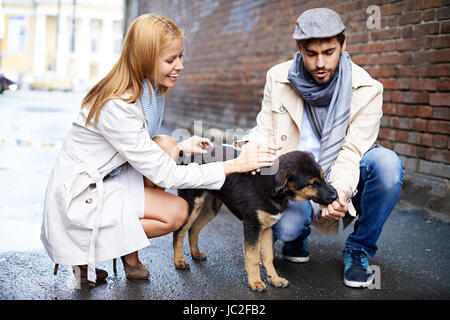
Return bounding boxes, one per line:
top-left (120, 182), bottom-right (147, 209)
top-left (82, 14), bottom-right (184, 126)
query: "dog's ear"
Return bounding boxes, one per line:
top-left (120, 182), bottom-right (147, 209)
top-left (272, 170), bottom-right (291, 196)
top-left (305, 151), bottom-right (316, 162)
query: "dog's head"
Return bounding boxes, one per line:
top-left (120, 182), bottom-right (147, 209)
top-left (273, 151), bottom-right (337, 205)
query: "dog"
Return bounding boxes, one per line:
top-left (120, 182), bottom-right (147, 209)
top-left (174, 145), bottom-right (337, 292)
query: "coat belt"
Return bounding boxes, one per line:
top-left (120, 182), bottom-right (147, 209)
top-left (63, 138), bottom-right (106, 283)
top-left (80, 161), bottom-right (104, 283)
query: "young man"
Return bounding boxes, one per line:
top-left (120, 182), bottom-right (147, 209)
top-left (236, 8), bottom-right (404, 288)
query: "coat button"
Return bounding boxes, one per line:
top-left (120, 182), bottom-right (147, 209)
top-left (281, 135), bottom-right (287, 141)
top-left (85, 198), bottom-right (93, 204)
top-left (279, 106), bottom-right (286, 112)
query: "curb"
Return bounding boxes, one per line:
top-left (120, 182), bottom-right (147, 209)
top-left (399, 171), bottom-right (450, 222)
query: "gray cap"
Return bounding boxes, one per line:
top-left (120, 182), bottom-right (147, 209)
top-left (293, 8), bottom-right (345, 40)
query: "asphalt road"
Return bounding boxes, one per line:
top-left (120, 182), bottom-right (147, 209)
top-left (0, 90), bottom-right (449, 300)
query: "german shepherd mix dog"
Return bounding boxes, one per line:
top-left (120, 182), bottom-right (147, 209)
top-left (174, 145), bottom-right (337, 292)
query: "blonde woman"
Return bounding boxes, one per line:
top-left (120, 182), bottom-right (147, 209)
top-left (41, 14), bottom-right (277, 285)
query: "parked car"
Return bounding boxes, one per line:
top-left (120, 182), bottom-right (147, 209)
top-left (0, 73), bottom-right (18, 93)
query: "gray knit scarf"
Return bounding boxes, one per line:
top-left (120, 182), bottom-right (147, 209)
top-left (287, 51), bottom-right (352, 179)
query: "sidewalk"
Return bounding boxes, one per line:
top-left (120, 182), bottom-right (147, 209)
top-left (0, 199), bottom-right (449, 300)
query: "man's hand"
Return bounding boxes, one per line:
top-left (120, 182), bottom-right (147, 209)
top-left (321, 188), bottom-right (348, 221)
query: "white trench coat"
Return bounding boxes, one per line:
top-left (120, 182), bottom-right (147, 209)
top-left (41, 96), bottom-right (226, 282)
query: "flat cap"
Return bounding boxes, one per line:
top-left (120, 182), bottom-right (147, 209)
top-left (293, 8), bottom-right (345, 40)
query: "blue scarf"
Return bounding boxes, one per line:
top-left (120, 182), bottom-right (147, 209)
top-left (140, 79), bottom-right (166, 139)
top-left (287, 51), bottom-right (352, 178)
top-left (288, 52), bottom-right (352, 218)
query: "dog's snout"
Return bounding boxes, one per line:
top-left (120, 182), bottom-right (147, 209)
top-left (328, 184), bottom-right (338, 202)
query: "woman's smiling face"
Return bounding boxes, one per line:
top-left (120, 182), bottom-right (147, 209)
top-left (156, 37), bottom-right (184, 88)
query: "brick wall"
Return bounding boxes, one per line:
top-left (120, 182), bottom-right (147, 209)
top-left (137, 0), bottom-right (450, 180)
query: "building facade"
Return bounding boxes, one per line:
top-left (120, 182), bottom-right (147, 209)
top-left (1, 0), bottom-right (123, 89)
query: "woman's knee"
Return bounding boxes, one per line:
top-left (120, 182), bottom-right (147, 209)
top-left (167, 198), bottom-right (189, 231)
top-left (153, 135), bottom-right (179, 160)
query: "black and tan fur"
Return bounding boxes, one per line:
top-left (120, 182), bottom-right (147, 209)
top-left (174, 145), bottom-right (337, 291)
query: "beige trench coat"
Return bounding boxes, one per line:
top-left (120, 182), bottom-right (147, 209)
top-left (41, 97), bottom-right (226, 282)
top-left (236, 59), bottom-right (383, 235)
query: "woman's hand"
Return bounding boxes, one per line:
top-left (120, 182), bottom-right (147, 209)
top-left (178, 136), bottom-right (213, 154)
top-left (240, 141), bottom-right (282, 175)
top-left (320, 188), bottom-right (348, 221)
top-left (222, 143), bottom-right (281, 175)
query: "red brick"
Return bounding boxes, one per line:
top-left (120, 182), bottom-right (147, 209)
top-left (415, 23), bottom-right (440, 37)
top-left (425, 148), bottom-right (449, 162)
top-left (410, 78), bottom-right (438, 91)
top-left (390, 117), bottom-right (412, 129)
top-left (423, 9), bottom-right (437, 21)
top-left (379, 128), bottom-right (396, 140)
top-left (399, 11), bottom-right (423, 25)
top-left (382, 103), bottom-right (397, 115)
top-left (437, 7), bottom-right (450, 20)
top-left (393, 142), bottom-right (418, 157)
top-left (391, 91), bottom-right (404, 103)
top-left (402, 26), bottom-right (414, 38)
top-left (433, 134), bottom-right (448, 148)
top-left (396, 130), bottom-right (409, 142)
top-left (428, 120), bottom-right (450, 134)
top-left (424, 64), bottom-right (450, 77)
top-left (416, 105), bottom-right (433, 118)
top-left (412, 118), bottom-right (428, 131)
top-left (416, 0), bottom-right (441, 10)
top-left (370, 28), bottom-right (403, 41)
top-left (404, 92), bottom-right (430, 104)
top-left (442, 21), bottom-right (450, 33)
top-left (407, 131), bottom-right (419, 144)
top-left (431, 35), bottom-right (450, 49)
top-left (380, 79), bottom-right (397, 90)
top-left (418, 133), bottom-right (434, 145)
top-left (432, 107), bottom-right (449, 120)
top-left (396, 104), bottom-right (410, 116)
top-left (437, 79), bottom-right (450, 91)
top-left (381, 2), bottom-right (404, 15)
top-left (408, 105), bottom-right (418, 117)
top-left (395, 39), bottom-right (422, 51)
top-left (430, 93), bottom-right (450, 106)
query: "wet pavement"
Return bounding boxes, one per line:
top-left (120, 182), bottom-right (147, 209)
top-left (0, 90), bottom-right (449, 300)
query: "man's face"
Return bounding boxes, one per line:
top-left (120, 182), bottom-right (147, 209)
top-left (299, 37), bottom-right (346, 85)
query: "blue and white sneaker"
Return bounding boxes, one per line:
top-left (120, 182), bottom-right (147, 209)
top-left (282, 237), bottom-right (310, 263)
top-left (342, 250), bottom-right (375, 288)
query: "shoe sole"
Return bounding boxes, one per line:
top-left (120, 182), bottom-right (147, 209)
top-left (283, 255), bottom-right (310, 263)
top-left (343, 274), bottom-right (375, 288)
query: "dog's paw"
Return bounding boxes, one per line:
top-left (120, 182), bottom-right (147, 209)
top-left (248, 279), bottom-right (266, 292)
top-left (191, 251), bottom-right (207, 261)
top-left (174, 259), bottom-right (190, 270)
top-left (268, 276), bottom-right (290, 288)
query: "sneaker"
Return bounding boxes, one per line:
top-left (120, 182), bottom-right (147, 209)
top-left (282, 237), bottom-right (310, 263)
top-left (342, 250), bottom-right (375, 288)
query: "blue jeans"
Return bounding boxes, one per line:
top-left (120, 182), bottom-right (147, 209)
top-left (272, 146), bottom-right (405, 257)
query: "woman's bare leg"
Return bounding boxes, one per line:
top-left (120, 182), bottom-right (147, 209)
top-left (124, 135), bottom-right (186, 266)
